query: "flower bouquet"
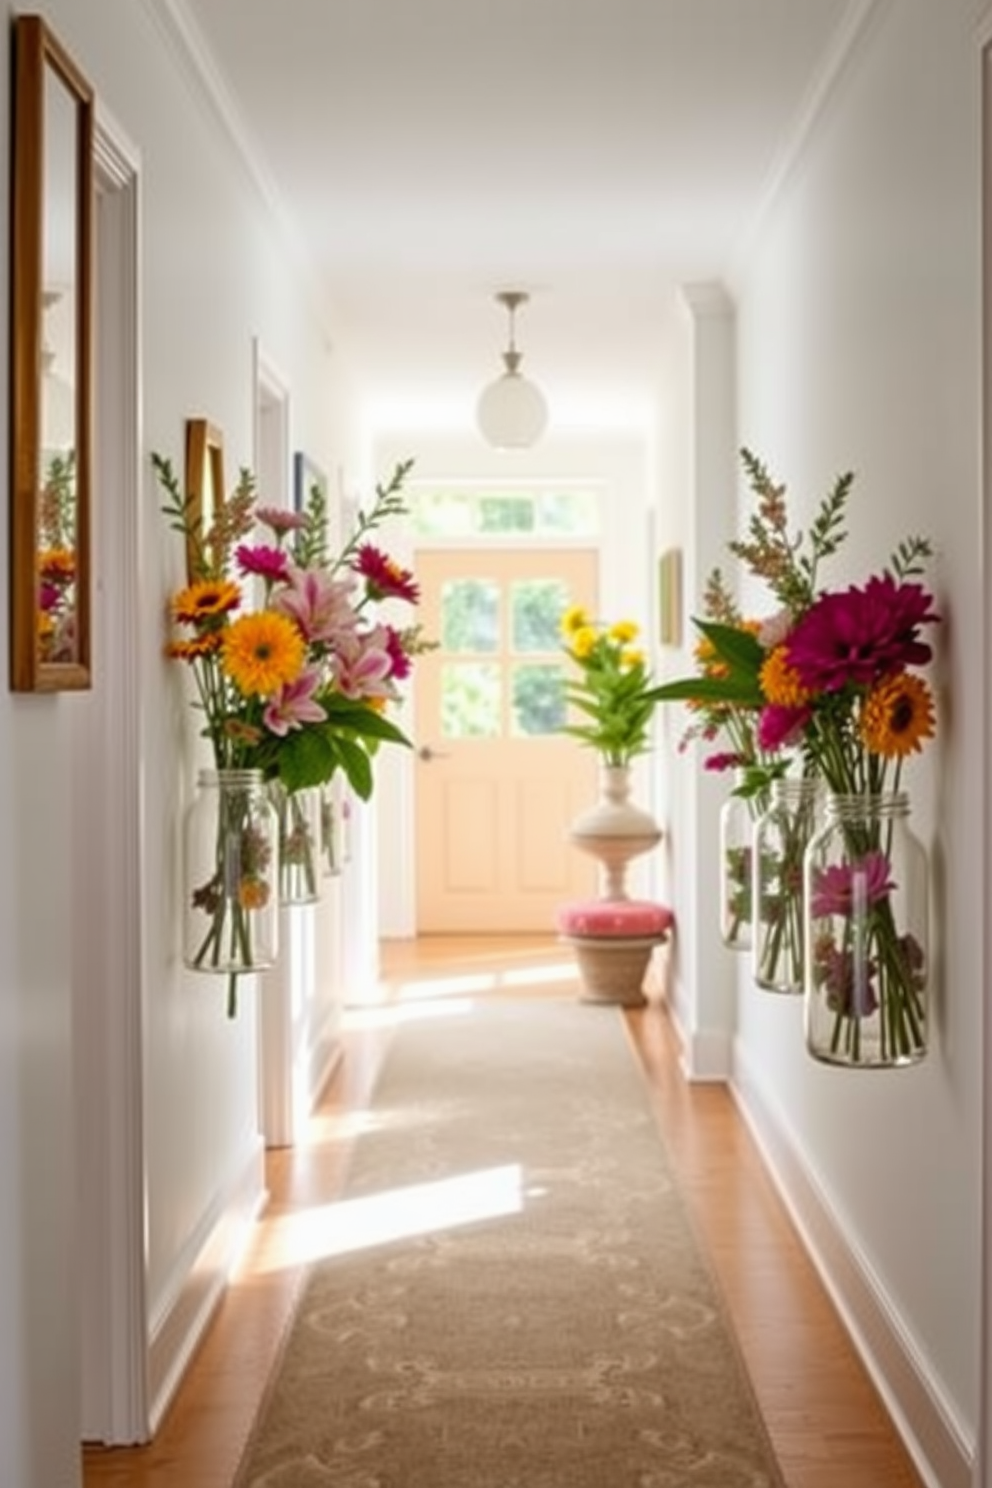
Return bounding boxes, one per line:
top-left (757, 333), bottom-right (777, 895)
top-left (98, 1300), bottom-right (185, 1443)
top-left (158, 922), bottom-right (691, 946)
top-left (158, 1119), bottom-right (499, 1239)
top-left (156, 452), bottom-right (429, 1014)
top-left (558, 607), bottom-right (658, 768)
top-left (649, 450), bottom-right (941, 1060)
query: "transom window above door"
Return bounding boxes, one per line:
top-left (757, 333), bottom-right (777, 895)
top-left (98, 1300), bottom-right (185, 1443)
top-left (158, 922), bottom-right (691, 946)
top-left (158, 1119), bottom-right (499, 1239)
top-left (411, 485), bottom-right (601, 539)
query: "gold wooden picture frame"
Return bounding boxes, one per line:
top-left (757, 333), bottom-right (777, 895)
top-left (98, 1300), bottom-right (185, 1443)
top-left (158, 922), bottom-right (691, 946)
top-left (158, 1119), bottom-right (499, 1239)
top-left (10, 15), bottom-right (95, 691)
top-left (184, 419), bottom-right (225, 581)
top-left (658, 547), bottom-right (682, 647)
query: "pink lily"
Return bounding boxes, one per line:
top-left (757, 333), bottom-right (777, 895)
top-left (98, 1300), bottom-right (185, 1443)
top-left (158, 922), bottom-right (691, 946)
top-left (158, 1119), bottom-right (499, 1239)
top-left (263, 666), bottom-right (328, 737)
top-left (271, 565), bottom-right (359, 644)
top-left (328, 624), bottom-right (398, 701)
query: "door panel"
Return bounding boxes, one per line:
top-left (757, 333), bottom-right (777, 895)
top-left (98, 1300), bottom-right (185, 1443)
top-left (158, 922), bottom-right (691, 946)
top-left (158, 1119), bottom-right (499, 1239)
top-left (415, 548), bottom-right (598, 932)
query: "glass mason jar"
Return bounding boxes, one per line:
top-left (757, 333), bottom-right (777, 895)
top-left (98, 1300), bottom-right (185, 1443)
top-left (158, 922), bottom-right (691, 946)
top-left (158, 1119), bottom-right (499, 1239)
top-left (183, 768), bottom-right (278, 974)
top-left (803, 792), bottom-right (928, 1068)
top-left (320, 782), bottom-right (342, 877)
top-left (271, 782), bottom-right (323, 905)
top-left (719, 780), bottom-right (756, 951)
top-left (753, 777), bottom-right (819, 994)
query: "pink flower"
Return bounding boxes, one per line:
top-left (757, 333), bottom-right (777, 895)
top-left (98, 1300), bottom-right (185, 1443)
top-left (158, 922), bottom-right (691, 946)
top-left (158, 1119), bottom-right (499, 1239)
top-left (329, 624), bottom-right (398, 701)
top-left (704, 751), bottom-right (746, 772)
top-left (353, 543), bottom-right (420, 604)
top-left (236, 544), bottom-right (290, 582)
top-left (272, 566), bottom-right (359, 645)
top-left (383, 624), bottom-right (412, 680)
top-left (255, 506), bottom-right (308, 536)
top-left (757, 609), bottom-right (793, 650)
top-left (810, 850), bottom-right (896, 919)
top-left (758, 703), bottom-right (812, 753)
top-left (785, 575), bottom-right (939, 694)
top-left (263, 667), bottom-right (327, 737)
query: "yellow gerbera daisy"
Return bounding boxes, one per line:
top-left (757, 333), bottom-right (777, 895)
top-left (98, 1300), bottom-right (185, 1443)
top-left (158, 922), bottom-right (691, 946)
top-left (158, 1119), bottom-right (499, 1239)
top-left (172, 578), bottom-right (241, 625)
top-left (560, 604), bottom-right (589, 638)
top-left (570, 625), bottom-right (598, 660)
top-left (221, 611), bottom-right (305, 697)
top-left (859, 671), bottom-right (935, 758)
top-left (760, 645), bottom-right (812, 707)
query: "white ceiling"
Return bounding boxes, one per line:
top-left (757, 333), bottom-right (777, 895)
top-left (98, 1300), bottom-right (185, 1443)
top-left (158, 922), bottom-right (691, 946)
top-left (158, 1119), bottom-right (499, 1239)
top-left (176, 0), bottom-right (859, 426)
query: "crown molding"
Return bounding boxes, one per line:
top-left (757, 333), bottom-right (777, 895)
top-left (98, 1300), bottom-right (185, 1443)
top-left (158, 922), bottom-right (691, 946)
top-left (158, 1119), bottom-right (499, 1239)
top-left (730, 0), bottom-right (893, 286)
top-left (140, 0), bottom-right (337, 346)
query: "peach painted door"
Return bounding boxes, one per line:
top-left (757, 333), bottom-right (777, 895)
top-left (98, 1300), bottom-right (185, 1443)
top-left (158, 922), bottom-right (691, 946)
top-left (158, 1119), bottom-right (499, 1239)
top-left (414, 547), bottom-right (599, 933)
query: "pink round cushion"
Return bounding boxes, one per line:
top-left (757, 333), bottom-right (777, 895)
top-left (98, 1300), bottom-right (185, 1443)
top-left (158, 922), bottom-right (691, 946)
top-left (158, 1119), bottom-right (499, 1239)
top-left (556, 899), bottom-right (674, 939)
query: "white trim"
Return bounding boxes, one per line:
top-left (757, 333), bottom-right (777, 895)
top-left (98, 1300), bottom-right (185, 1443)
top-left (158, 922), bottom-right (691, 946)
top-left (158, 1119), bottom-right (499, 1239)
top-left (678, 1028), bottom-right (732, 1082)
top-left (732, 0), bottom-right (892, 283)
top-left (733, 1043), bottom-right (973, 1488)
top-left (75, 111), bottom-right (149, 1445)
top-left (141, 0), bottom-right (338, 340)
top-left (147, 1137), bottom-right (266, 1430)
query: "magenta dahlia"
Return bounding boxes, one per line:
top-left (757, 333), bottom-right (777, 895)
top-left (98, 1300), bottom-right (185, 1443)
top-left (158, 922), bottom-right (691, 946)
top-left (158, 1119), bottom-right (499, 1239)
top-left (784, 574), bottom-right (938, 694)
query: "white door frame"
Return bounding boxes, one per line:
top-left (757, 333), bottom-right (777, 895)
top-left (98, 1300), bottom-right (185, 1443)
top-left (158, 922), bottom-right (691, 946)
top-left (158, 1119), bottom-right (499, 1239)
top-left (74, 109), bottom-right (149, 1442)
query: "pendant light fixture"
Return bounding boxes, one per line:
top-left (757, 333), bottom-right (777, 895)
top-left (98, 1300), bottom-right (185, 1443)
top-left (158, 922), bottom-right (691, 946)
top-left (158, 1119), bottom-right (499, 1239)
top-left (476, 290), bottom-right (548, 449)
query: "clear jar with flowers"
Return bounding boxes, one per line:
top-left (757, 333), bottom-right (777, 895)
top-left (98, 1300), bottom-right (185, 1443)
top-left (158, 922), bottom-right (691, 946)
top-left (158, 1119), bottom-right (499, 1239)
top-left (155, 452), bottom-right (432, 1015)
top-left (648, 449), bottom-right (941, 1068)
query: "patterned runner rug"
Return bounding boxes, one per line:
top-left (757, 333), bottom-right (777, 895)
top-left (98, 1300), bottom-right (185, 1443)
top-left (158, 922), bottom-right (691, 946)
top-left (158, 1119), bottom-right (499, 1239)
top-left (235, 999), bottom-right (785, 1488)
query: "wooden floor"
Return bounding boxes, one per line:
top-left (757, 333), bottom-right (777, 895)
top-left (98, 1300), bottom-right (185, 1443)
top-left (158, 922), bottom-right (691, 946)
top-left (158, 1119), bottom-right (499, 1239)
top-left (81, 934), bottom-right (925, 1488)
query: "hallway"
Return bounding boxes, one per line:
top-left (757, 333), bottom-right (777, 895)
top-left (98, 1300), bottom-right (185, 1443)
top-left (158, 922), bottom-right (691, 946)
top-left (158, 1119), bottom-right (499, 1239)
top-left (82, 936), bottom-right (925, 1488)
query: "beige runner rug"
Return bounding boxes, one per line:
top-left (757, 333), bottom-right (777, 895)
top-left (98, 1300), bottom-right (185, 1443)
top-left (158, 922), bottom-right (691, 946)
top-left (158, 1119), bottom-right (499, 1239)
top-left (235, 999), bottom-right (785, 1488)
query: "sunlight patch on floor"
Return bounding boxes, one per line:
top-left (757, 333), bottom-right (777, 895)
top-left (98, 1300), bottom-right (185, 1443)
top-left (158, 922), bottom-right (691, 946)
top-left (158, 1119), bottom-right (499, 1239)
top-left (249, 1164), bottom-right (525, 1271)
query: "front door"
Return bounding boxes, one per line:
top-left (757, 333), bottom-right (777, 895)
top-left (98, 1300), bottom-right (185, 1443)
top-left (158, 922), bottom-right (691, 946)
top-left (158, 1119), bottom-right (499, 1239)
top-left (414, 547), bottom-right (599, 933)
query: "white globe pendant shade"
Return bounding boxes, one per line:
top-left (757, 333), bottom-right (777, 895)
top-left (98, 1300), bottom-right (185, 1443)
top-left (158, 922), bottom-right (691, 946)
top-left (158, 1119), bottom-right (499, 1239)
top-left (476, 291), bottom-right (548, 449)
top-left (476, 363), bottom-right (549, 449)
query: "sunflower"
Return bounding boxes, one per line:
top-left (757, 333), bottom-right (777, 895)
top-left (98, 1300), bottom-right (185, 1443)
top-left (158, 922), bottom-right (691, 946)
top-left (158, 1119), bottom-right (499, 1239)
top-left (760, 645), bottom-right (812, 708)
top-left (221, 611), bottom-right (306, 697)
top-left (859, 671), bottom-right (935, 758)
top-left (173, 578), bottom-right (242, 625)
top-left (38, 547), bottom-right (75, 580)
top-left (165, 634), bottom-right (223, 662)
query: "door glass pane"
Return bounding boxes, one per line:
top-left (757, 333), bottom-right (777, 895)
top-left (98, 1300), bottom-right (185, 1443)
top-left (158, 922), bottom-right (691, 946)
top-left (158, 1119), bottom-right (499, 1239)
top-left (441, 662), bottom-right (501, 737)
top-left (511, 663), bottom-right (567, 736)
top-left (512, 579), bottom-right (569, 653)
top-left (441, 580), bottom-right (499, 653)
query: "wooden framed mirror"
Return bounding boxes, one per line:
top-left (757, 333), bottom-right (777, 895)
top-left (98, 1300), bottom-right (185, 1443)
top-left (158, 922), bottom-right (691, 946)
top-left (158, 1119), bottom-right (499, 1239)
top-left (184, 419), bottom-right (225, 581)
top-left (10, 14), bottom-right (94, 691)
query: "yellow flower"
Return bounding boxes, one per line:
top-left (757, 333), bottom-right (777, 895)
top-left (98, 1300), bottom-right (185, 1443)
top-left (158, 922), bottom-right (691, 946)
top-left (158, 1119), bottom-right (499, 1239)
top-left (221, 611), bottom-right (305, 697)
top-left (173, 578), bottom-right (241, 625)
top-left (620, 647), bottom-right (645, 670)
top-left (237, 877), bottom-right (271, 911)
top-left (165, 634), bottom-right (223, 662)
top-left (859, 671), bottom-right (935, 759)
top-left (760, 645), bottom-right (811, 707)
top-left (570, 625), bottom-right (598, 660)
top-left (560, 604), bottom-right (589, 638)
top-left (608, 619), bottom-right (639, 644)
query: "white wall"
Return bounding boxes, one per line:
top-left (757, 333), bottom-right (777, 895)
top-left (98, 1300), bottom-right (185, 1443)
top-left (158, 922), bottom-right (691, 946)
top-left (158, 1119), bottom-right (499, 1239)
top-left (0, 0), bottom-right (362, 1478)
top-left (680, 2), bottom-right (981, 1482)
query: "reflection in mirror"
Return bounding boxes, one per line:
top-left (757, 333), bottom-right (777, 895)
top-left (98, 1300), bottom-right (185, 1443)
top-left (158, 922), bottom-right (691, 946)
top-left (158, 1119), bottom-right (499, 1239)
top-left (10, 15), bottom-right (93, 691)
top-left (184, 420), bottom-right (226, 582)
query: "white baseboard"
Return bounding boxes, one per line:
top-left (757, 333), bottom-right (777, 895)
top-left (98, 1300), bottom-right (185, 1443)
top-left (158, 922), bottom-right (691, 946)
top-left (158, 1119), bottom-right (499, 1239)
top-left (147, 1135), bottom-right (266, 1432)
top-left (307, 1002), bottom-right (344, 1111)
top-left (732, 1044), bottom-right (973, 1488)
